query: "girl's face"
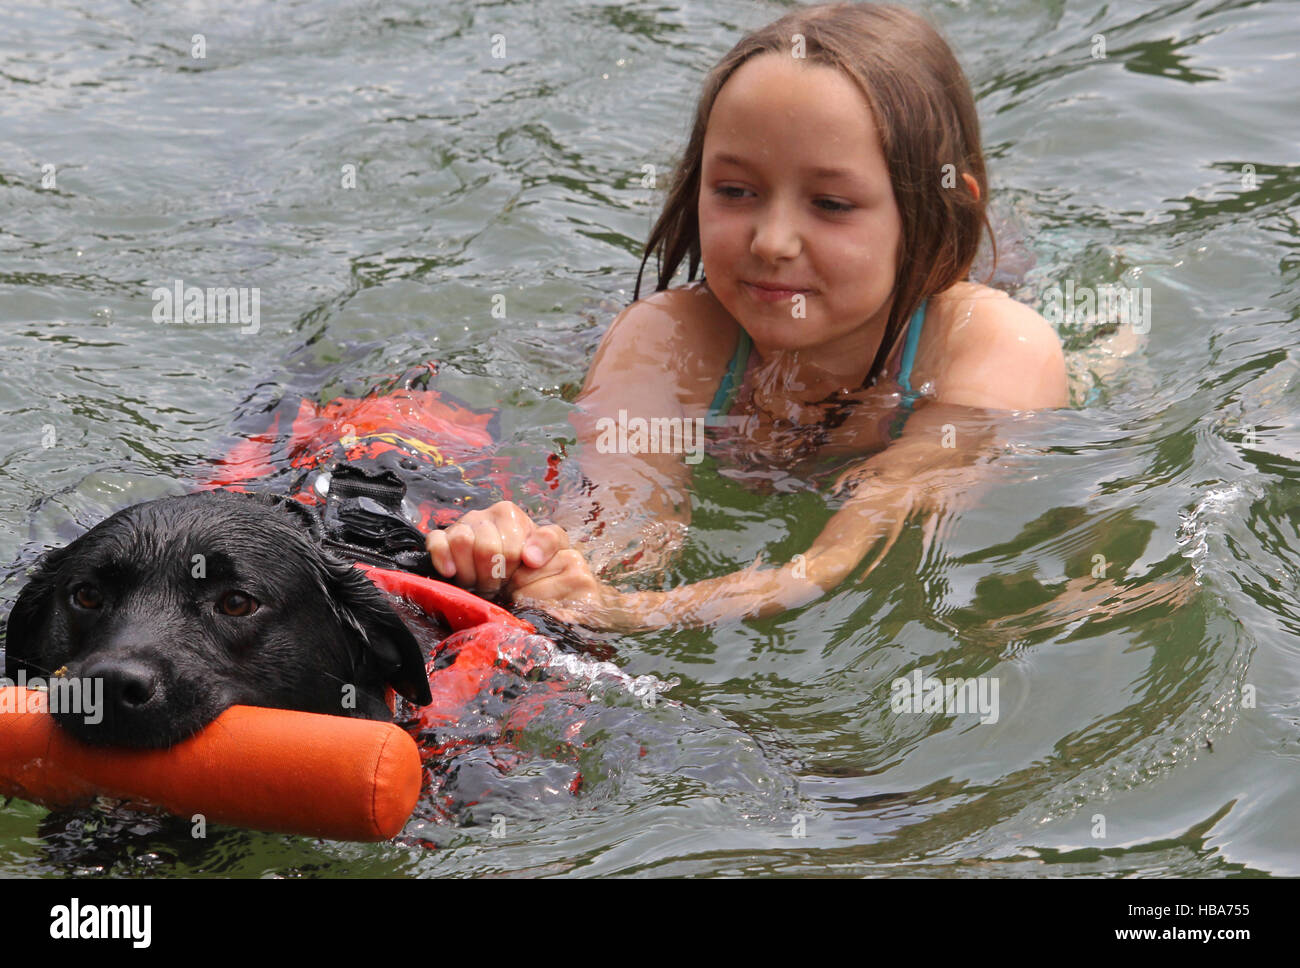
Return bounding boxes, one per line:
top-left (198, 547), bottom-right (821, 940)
top-left (698, 53), bottom-right (902, 369)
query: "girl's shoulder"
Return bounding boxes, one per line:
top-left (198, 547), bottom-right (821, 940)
top-left (916, 281), bottom-right (1069, 410)
top-left (590, 281), bottom-right (739, 402)
top-left (625, 280), bottom-right (734, 339)
top-left (601, 280), bottom-right (732, 341)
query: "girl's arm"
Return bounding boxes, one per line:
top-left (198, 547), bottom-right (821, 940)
top-left (512, 295), bottom-right (1069, 629)
top-left (547, 291), bottom-right (718, 577)
top-left (512, 401), bottom-right (998, 629)
top-left (425, 293), bottom-right (702, 590)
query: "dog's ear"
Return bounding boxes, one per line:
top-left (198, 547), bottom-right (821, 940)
top-left (258, 491), bottom-right (324, 543)
top-left (317, 553), bottom-right (433, 707)
top-left (4, 544), bottom-right (71, 679)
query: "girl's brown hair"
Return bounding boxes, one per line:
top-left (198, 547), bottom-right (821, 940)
top-left (635, 2), bottom-right (991, 388)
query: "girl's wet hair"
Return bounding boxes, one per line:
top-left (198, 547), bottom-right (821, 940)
top-left (636, 2), bottom-right (992, 387)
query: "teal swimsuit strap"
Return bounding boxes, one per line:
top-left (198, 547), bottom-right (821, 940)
top-left (706, 329), bottom-right (751, 426)
top-left (709, 300), bottom-right (926, 434)
top-left (897, 299), bottom-right (927, 410)
top-left (888, 300), bottom-right (928, 440)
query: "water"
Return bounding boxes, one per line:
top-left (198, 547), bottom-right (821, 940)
top-left (1, 0), bottom-right (1297, 877)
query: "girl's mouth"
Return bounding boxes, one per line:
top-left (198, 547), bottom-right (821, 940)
top-left (743, 282), bottom-right (811, 303)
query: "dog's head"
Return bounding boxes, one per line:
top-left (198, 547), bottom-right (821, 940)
top-left (4, 490), bottom-right (432, 748)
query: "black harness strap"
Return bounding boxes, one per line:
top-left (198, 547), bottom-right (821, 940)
top-left (316, 463), bottom-right (438, 576)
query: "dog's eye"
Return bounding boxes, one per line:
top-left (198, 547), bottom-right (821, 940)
top-left (217, 591), bottom-right (259, 617)
top-left (71, 584), bottom-right (103, 609)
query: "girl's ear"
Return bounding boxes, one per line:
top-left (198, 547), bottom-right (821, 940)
top-left (962, 173), bottom-right (981, 201)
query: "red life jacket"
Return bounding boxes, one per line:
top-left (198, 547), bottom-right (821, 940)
top-left (198, 365), bottom-right (581, 820)
top-left (200, 362), bottom-right (560, 529)
top-left (363, 566), bottom-right (588, 822)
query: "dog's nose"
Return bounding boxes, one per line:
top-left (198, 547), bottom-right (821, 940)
top-left (84, 658), bottom-right (159, 710)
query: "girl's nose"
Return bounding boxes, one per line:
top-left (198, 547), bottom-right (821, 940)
top-left (749, 201), bottom-right (801, 263)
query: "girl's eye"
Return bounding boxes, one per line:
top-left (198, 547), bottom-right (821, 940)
top-left (72, 584), bottom-right (103, 609)
top-left (217, 591), bottom-right (259, 617)
top-left (815, 198), bottom-right (854, 214)
top-left (712, 185), bottom-right (750, 200)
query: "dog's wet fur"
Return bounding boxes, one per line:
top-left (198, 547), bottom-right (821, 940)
top-left (3, 490), bottom-right (433, 749)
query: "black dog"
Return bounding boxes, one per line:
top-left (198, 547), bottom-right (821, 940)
top-left (3, 490), bottom-right (432, 749)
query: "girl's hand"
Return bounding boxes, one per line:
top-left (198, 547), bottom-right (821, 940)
top-left (426, 501), bottom-right (570, 595)
top-left (509, 548), bottom-right (627, 628)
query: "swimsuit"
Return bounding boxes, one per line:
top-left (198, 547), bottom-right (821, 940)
top-left (706, 300), bottom-right (929, 440)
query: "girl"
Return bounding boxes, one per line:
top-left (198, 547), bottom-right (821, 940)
top-left (427, 2), bottom-right (1067, 629)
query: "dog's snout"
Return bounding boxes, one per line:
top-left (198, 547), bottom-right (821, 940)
top-left (53, 655), bottom-right (188, 748)
top-left (88, 658), bottom-right (159, 710)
